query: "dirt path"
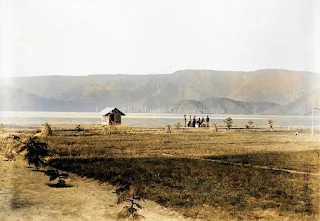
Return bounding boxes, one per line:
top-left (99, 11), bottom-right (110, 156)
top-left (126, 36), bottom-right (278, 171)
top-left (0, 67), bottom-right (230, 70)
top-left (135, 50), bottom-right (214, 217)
top-left (0, 154), bottom-right (194, 221)
top-left (161, 153), bottom-right (320, 176)
top-left (194, 157), bottom-right (320, 176)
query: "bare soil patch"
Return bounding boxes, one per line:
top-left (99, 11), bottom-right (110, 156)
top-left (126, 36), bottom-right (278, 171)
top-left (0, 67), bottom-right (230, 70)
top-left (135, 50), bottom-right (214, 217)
top-left (0, 155), bottom-right (191, 221)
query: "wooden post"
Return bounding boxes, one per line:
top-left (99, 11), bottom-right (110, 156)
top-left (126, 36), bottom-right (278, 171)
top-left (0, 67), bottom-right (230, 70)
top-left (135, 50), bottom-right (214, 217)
top-left (312, 106), bottom-right (314, 135)
top-left (312, 107), bottom-right (320, 135)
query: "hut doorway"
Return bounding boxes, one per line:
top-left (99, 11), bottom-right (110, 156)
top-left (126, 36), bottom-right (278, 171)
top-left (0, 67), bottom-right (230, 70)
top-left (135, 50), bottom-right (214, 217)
top-left (110, 114), bottom-right (115, 124)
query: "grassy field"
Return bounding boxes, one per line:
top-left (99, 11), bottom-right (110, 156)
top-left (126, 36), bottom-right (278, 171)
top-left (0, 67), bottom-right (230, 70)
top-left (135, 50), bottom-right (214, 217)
top-left (4, 125), bottom-right (320, 220)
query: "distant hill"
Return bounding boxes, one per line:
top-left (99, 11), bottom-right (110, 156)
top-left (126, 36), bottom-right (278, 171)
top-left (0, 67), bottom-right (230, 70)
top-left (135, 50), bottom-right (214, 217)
top-left (1, 69), bottom-right (319, 115)
top-left (267, 88), bottom-right (320, 115)
top-left (0, 85), bottom-right (95, 111)
top-left (133, 97), bottom-right (281, 115)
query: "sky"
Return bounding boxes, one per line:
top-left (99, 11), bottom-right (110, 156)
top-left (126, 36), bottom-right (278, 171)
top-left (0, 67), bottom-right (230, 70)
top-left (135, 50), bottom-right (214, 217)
top-left (0, 0), bottom-right (319, 77)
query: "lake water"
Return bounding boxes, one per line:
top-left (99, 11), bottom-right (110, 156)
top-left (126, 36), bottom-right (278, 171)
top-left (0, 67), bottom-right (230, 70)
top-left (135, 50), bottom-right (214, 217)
top-left (0, 111), bottom-right (319, 128)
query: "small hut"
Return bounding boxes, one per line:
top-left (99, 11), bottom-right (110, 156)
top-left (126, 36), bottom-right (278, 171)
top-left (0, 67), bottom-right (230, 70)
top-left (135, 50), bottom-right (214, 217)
top-left (99, 107), bottom-right (125, 126)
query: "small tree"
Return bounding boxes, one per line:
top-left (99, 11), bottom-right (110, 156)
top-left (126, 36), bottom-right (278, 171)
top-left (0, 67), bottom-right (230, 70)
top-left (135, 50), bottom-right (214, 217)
top-left (223, 117), bottom-right (233, 129)
top-left (246, 120), bottom-right (254, 129)
top-left (18, 137), bottom-right (48, 170)
top-left (268, 120), bottom-right (274, 129)
top-left (116, 180), bottom-right (146, 219)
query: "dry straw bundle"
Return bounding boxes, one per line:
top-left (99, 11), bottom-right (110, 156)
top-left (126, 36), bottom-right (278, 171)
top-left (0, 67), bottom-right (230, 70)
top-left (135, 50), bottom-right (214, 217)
top-left (41, 122), bottom-right (53, 137)
top-left (211, 123), bottom-right (218, 132)
top-left (3, 135), bottom-right (20, 161)
top-left (164, 125), bottom-right (171, 133)
top-left (102, 125), bottom-right (119, 135)
top-left (5, 148), bottom-right (16, 161)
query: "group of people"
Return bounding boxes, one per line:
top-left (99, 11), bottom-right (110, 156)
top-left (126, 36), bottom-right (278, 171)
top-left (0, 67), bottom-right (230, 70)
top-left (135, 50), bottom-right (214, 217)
top-left (187, 115), bottom-right (210, 128)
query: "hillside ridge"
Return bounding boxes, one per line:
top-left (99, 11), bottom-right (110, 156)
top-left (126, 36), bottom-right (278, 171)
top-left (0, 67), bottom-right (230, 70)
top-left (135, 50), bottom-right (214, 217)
top-left (1, 69), bottom-right (318, 115)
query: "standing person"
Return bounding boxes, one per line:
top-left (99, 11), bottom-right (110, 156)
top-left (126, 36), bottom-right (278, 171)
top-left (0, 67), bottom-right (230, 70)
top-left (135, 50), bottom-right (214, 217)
top-left (197, 118), bottom-right (201, 126)
top-left (206, 115), bottom-right (210, 127)
top-left (192, 116), bottom-right (196, 127)
top-left (201, 117), bottom-right (205, 126)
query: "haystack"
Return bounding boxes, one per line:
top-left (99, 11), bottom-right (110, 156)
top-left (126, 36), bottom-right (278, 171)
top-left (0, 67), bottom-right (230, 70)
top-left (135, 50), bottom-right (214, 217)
top-left (41, 122), bottom-right (52, 137)
top-left (211, 123), bottom-right (218, 132)
top-left (5, 148), bottom-right (16, 161)
top-left (164, 125), bottom-right (171, 133)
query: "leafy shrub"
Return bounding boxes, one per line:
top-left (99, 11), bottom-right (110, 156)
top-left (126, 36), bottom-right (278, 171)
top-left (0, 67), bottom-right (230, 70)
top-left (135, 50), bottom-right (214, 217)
top-left (246, 120), bottom-right (254, 129)
top-left (223, 117), bottom-right (233, 129)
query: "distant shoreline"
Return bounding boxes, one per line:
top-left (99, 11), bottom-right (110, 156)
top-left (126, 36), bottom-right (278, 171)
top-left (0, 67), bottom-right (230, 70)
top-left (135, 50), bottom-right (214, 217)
top-left (0, 111), bottom-right (319, 127)
top-left (0, 111), bottom-right (318, 118)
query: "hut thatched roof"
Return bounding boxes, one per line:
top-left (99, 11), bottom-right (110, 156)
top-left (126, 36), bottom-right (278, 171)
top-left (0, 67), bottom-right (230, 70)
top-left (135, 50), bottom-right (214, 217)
top-left (99, 107), bottom-right (125, 116)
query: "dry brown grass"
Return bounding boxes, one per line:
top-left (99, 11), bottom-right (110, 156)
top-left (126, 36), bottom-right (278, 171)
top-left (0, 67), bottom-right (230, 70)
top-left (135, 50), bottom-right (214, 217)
top-left (4, 125), bottom-right (320, 220)
top-left (164, 125), bottom-right (172, 133)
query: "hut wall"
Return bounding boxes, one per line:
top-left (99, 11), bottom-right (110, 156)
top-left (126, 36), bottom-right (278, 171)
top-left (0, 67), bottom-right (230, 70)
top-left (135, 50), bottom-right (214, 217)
top-left (115, 113), bottom-right (121, 124)
top-left (102, 115), bottom-right (109, 125)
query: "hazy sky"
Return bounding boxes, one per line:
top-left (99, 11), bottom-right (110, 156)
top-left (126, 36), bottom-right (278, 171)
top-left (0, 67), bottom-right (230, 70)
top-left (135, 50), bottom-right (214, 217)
top-left (0, 0), bottom-right (319, 77)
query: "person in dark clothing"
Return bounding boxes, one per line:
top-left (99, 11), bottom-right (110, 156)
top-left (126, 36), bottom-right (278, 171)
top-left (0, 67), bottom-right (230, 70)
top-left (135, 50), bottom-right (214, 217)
top-left (187, 120), bottom-right (192, 127)
top-left (197, 118), bottom-right (201, 126)
top-left (201, 117), bottom-right (205, 126)
top-left (192, 116), bottom-right (196, 127)
top-left (206, 115), bottom-right (210, 127)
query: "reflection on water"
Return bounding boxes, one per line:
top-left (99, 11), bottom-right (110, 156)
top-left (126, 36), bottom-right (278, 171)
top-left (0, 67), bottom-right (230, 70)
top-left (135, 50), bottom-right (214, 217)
top-left (0, 111), bottom-right (319, 127)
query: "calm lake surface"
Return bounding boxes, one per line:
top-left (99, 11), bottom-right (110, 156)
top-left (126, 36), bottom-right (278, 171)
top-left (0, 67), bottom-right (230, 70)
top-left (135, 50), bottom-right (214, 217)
top-left (0, 111), bottom-right (319, 128)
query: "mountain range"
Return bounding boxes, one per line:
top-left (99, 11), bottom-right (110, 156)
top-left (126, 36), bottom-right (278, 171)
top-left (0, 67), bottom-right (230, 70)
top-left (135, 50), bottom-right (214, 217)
top-left (0, 69), bottom-right (319, 115)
